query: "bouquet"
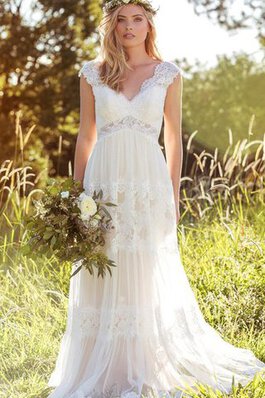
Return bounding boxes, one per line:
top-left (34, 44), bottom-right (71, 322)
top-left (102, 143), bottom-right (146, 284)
top-left (22, 176), bottom-right (117, 278)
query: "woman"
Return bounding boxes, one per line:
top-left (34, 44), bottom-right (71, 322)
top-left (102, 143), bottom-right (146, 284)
top-left (47, 1), bottom-right (265, 397)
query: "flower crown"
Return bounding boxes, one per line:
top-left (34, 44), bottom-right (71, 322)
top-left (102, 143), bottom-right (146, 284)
top-left (103, 0), bottom-right (158, 15)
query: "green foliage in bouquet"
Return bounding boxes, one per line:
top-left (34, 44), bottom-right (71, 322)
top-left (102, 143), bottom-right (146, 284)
top-left (21, 176), bottom-right (117, 278)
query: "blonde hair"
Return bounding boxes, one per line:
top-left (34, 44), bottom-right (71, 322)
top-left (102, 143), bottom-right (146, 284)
top-left (96, 4), bottom-right (163, 92)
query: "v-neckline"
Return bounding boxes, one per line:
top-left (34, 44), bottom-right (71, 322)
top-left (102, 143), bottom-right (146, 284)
top-left (94, 61), bottom-right (165, 103)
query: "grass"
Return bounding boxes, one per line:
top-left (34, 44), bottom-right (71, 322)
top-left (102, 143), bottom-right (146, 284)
top-left (0, 111), bottom-right (264, 397)
top-left (0, 207), bottom-right (264, 397)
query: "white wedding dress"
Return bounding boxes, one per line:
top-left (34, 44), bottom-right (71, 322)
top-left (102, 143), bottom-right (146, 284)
top-left (47, 59), bottom-right (265, 398)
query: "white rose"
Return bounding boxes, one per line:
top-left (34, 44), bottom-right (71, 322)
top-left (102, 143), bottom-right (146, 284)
top-left (78, 193), bottom-right (97, 220)
top-left (60, 191), bottom-right (69, 199)
top-left (122, 0), bottom-right (131, 3)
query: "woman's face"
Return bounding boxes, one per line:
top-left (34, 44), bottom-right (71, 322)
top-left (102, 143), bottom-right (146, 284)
top-left (115, 4), bottom-right (150, 47)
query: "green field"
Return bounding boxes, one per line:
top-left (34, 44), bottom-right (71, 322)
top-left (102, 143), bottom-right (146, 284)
top-left (0, 204), bottom-right (264, 398)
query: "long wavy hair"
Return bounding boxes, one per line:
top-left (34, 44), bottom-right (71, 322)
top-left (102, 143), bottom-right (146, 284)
top-left (96, 4), bottom-right (163, 92)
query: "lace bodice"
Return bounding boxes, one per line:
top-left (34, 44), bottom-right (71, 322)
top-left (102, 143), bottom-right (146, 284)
top-left (78, 59), bottom-right (182, 143)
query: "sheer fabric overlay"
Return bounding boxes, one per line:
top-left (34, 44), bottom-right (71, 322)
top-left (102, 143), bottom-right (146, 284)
top-left (47, 59), bottom-right (265, 398)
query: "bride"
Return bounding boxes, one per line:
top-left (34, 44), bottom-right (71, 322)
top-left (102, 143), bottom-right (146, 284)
top-left (47, 1), bottom-right (265, 397)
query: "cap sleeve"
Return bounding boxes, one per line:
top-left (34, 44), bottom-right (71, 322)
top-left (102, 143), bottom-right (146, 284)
top-left (157, 61), bottom-right (183, 88)
top-left (78, 60), bottom-right (100, 86)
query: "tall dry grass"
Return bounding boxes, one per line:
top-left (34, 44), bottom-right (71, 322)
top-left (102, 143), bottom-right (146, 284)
top-left (181, 114), bottom-right (264, 220)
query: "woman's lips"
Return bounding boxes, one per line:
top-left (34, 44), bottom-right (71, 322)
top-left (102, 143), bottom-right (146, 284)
top-left (123, 33), bottom-right (135, 39)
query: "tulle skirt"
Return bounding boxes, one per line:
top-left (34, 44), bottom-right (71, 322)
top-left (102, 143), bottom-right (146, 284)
top-left (47, 130), bottom-right (265, 398)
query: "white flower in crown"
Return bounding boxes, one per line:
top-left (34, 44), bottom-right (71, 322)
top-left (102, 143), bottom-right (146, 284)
top-left (103, 0), bottom-right (157, 15)
top-left (77, 192), bottom-right (97, 221)
top-left (60, 190), bottom-right (70, 199)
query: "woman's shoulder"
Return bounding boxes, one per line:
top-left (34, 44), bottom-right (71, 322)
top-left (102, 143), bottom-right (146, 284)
top-left (155, 60), bottom-right (183, 87)
top-left (162, 60), bottom-right (182, 75)
top-left (78, 57), bottom-right (100, 72)
top-left (78, 58), bottom-right (101, 85)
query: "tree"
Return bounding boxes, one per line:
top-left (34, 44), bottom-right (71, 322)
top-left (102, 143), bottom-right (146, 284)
top-left (0, 0), bottom-right (102, 174)
top-left (181, 52), bottom-right (265, 152)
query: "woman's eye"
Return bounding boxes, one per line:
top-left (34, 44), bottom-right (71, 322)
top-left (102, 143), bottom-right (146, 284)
top-left (117, 18), bottom-right (143, 22)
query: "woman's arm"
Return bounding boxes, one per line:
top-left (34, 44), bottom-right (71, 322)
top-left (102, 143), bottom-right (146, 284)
top-left (73, 75), bottom-right (97, 185)
top-left (163, 72), bottom-right (183, 223)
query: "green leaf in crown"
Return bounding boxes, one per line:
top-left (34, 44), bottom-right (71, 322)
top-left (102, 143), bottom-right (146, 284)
top-left (102, 0), bottom-right (158, 15)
